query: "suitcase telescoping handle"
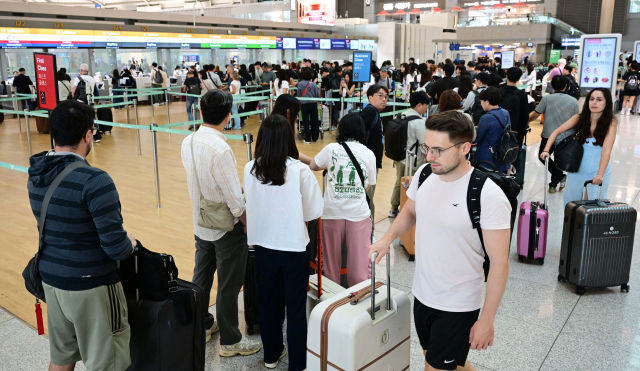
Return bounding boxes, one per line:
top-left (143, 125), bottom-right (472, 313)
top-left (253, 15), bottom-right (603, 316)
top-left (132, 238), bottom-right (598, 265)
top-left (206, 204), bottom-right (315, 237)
top-left (403, 149), bottom-right (416, 189)
top-left (370, 252), bottom-right (392, 320)
top-left (583, 180), bottom-right (602, 200)
top-left (544, 158), bottom-right (549, 209)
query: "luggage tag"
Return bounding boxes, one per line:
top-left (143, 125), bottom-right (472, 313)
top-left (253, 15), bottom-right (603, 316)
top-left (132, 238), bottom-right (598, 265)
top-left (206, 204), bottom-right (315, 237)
top-left (35, 299), bottom-right (44, 335)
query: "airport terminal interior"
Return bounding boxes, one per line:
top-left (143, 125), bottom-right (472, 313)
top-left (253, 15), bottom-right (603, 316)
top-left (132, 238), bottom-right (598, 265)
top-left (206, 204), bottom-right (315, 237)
top-left (1, 0), bottom-right (640, 370)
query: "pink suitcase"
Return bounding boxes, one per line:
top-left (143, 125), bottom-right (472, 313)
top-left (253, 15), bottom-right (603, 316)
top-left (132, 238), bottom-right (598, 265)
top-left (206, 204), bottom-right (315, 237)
top-left (516, 159), bottom-right (549, 265)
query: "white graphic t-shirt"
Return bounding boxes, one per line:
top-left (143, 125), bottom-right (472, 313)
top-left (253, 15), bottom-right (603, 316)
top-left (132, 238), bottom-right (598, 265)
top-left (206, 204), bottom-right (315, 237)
top-left (314, 142), bottom-right (377, 222)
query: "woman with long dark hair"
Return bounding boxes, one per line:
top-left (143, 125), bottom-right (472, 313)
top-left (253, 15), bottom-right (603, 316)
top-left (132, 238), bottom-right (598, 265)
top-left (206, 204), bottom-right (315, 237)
top-left (520, 62), bottom-right (537, 93)
top-left (273, 69), bottom-right (289, 97)
top-left (309, 113), bottom-right (376, 286)
top-left (272, 94), bottom-right (314, 164)
top-left (541, 88), bottom-right (617, 204)
top-left (456, 74), bottom-right (474, 112)
top-left (243, 114), bottom-right (323, 371)
top-left (110, 68), bottom-right (124, 106)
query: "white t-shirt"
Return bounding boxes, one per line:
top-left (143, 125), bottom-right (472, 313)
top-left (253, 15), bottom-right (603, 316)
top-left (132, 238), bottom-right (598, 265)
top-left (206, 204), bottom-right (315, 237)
top-left (230, 80), bottom-right (241, 95)
top-left (174, 70), bottom-right (183, 77)
top-left (314, 142), bottom-right (377, 221)
top-left (274, 79), bottom-right (289, 97)
top-left (201, 79), bottom-right (215, 95)
top-left (407, 165), bottom-right (511, 312)
top-left (244, 158), bottom-right (324, 252)
top-left (73, 75), bottom-right (96, 98)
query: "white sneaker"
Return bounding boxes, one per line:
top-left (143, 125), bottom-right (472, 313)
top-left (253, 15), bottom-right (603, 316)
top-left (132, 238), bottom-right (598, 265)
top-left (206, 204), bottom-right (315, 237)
top-left (205, 322), bottom-right (219, 344)
top-left (265, 347), bottom-right (287, 369)
top-left (219, 338), bottom-right (262, 357)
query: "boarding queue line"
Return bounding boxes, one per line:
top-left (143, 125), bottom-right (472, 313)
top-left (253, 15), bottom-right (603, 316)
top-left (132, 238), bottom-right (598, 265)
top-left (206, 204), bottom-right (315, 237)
top-left (0, 85), bottom-right (410, 210)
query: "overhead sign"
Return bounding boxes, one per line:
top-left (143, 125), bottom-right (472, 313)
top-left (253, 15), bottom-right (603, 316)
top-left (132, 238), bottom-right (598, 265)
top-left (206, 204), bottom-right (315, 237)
top-left (501, 50), bottom-right (515, 69)
top-left (561, 37), bottom-right (580, 47)
top-left (635, 40), bottom-right (640, 64)
top-left (353, 51), bottom-right (372, 83)
top-left (579, 34), bottom-right (621, 95)
top-left (549, 49), bottom-right (561, 63)
top-left (34, 53), bottom-right (58, 111)
top-left (462, 0), bottom-right (543, 6)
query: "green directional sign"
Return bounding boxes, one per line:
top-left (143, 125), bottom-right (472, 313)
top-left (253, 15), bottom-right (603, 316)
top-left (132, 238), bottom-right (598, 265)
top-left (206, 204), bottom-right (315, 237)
top-left (550, 49), bottom-right (561, 64)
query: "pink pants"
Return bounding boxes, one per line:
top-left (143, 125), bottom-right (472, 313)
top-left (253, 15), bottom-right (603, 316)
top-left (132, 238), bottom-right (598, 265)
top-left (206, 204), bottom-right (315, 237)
top-left (321, 217), bottom-right (373, 287)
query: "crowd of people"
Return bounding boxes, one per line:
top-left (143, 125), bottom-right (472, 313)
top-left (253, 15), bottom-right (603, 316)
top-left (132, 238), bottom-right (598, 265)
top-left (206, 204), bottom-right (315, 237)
top-left (25, 52), bottom-right (623, 371)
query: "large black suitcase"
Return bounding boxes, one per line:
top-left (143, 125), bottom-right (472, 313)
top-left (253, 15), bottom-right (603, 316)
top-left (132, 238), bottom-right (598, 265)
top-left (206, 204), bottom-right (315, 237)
top-left (126, 278), bottom-right (205, 371)
top-left (558, 181), bottom-right (637, 295)
top-left (243, 247), bottom-right (260, 335)
top-left (97, 107), bottom-right (113, 133)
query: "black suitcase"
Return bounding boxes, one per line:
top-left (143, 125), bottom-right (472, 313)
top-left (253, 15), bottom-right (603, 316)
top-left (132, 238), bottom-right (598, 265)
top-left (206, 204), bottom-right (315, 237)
top-left (97, 107), bottom-right (113, 133)
top-left (243, 247), bottom-right (260, 335)
top-left (558, 181), bottom-right (637, 295)
top-left (126, 278), bottom-right (205, 371)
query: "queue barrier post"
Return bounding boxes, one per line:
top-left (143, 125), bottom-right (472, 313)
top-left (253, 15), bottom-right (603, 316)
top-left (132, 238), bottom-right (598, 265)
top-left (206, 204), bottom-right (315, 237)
top-left (17, 110), bottom-right (22, 136)
top-left (340, 95), bottom-right (345, 120)
top-left (24, 109), bottom-right (32, 156)
top-left (151, 123), bottom-right (161, 209)
top-left (126, 94), bottom-right (131, 126)
top-left (165, 90), bottom-right (171, 126)
top-left (244, 133), bottom-right (254, 161)
top-left (150, 90), bottom-right (155, 119)
top-left (133, 99), bottom-right (142, 156)
top-left (269, 81), bottom-right (274, 112)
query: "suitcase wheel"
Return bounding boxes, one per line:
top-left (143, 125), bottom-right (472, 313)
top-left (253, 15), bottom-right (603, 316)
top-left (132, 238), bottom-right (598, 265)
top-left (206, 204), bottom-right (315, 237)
top-left (409, 254), bottom-right (415, 262)
top-left (518, 255), bottom-right (524, 263)
top-left (537, 258), bottom-right (544, 265)
top-left (575, 287), bottom-right (585, 295)
top-left (298, 132), bottom-right (302, 140)
top-left (557, 274), bottom-right (566, 282)
top-left (320, 131), bottom-right (324, 139)
top-left (621, 284), bottom-right (630, 293)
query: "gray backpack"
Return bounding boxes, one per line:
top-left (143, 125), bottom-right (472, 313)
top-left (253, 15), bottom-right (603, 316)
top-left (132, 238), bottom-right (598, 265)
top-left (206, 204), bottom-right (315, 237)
top-left (153, 70), bottom-right (164, 84)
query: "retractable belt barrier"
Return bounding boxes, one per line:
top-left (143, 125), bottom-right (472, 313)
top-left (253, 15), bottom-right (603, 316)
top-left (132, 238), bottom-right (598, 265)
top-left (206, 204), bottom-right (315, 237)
top-left (93, 101), bottom-right (134, 109)
top-left (0, 160), bottom-right (29, 174)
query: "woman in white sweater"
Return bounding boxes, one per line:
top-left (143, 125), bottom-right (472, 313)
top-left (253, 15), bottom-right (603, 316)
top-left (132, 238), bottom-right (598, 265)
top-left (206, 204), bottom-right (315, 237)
top-left (243, 114), bottom-right (323, 371)
top-left (520, 63), bottom-right (537, 93)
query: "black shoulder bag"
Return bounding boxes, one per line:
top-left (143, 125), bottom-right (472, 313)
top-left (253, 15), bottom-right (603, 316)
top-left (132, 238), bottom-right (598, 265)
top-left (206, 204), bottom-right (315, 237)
top-left (339, 142), bottom-right (371, 209)
top-left (23, 161), bottom-right (88, 302)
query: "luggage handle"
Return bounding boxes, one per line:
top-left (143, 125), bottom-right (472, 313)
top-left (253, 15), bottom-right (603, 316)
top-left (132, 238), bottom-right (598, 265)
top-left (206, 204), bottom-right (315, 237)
top-left (403, 149), bottom-right (416, 189)
top-left (370, 252), bottom-right (391, 320)
top-left (583, 180), bottom-right (602, 200)
top-left (544, 158), bottom-right (549, 209)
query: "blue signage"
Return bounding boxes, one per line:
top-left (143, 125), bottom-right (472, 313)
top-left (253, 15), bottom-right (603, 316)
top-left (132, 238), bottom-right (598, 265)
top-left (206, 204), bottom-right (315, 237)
top-left (455, 43), bottom-right (460, 51)
top-left (296, 38), bottom-right (320, 49)
top-left (449, 43), bottom-right (455, 51)
top-left (331, 39), bottom-right (348, 50)
top-left (352, 51), bottom-right (372, 83)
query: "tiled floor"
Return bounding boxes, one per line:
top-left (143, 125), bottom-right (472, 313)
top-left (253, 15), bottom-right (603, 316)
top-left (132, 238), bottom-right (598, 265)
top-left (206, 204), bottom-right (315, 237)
top-left (2, 113), bottom-right (640, 370)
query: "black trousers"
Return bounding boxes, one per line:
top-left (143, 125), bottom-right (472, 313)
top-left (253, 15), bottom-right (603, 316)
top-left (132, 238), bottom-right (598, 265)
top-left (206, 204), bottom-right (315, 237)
top-left (512, 132), bottom-right (526, 175)
top-left (331, 100), bottom-right (340, 127)
top-left (301, 103), bottom-right (320, 142)
top-left (255, 245), bottom-right (309, 371)
top-left (538, 137), bottom-right (566, 187)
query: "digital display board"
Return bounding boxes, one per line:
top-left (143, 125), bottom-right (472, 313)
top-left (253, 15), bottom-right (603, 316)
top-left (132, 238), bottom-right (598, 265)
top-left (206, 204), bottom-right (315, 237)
top-left (296, 38), bottom-right (320, 49)
top-left (282, 37), bottom-right (296, 49)
top-left (297, 0), bottom-right (335, 26)
top-left (320, 39), bottom-right (331, 50)
top-left (353, 51), bottom-right (372, 83)
top-left (501, 50), bottom-right (515, 69)
top-left (331, 39), bottom-right (349, 50)
top-left (579, 36), bottom-right (619, 90)
top-left (34, 53), bottom-right (58, 110)
top-left (350, 40), bottom-right (360, 50)
top-left (358, 40), bottom-right (375, 51)
top-left (634, 40), bottom-right (640, 65)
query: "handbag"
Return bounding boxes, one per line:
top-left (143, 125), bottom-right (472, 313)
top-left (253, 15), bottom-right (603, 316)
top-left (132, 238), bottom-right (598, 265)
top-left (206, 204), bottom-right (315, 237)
top-left (119, 240), bottom-right (194, 326)
top-left (190, 134), bottom-right (235, 231)
top-left (553, 132), bottom-right (584, 173)
top-left (23, 161), bottom-right (88, 303)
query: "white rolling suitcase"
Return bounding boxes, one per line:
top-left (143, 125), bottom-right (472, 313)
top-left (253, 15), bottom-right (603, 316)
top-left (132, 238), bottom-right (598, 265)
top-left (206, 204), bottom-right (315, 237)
top-left (320, 105), bottom-right (331, 131)
top-left (307, 252), bottom-right (411, 371)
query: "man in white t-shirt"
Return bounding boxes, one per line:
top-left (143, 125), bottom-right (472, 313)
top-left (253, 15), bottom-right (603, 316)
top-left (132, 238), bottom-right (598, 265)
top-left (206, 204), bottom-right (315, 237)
top-left (71, 63), bottom-right (96, 103)
top-left (370, 110), bottom-right (511, 371)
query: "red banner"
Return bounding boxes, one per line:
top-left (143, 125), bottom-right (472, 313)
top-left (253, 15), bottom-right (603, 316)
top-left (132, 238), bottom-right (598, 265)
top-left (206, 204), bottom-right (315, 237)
top-left (34, 53), bottom-right (58, 111)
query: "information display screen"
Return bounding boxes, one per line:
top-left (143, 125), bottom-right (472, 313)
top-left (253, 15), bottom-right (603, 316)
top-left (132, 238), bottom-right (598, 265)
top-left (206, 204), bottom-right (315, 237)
top-left (635, 41), bottom-right (640, 64)
top-left (34, 53), bottom-right (58, 110)
top-left (493, 52), bottom-right (502, 60)
top-left (579, 37), bottom-right (617, 89)
top-left (349, 40), bottom-right (359, 50)
top-left (320, 39), bottom-right (331, 50)
top-left (359, 40), bottom-right (375, 51)
top-left (296, 38), bottom-right (319, 49)
top-left (352, 51), bottom-right (372, 83)
top-left (282, 37), bottom-right (297, 49)
top-left (331, 39), bottom-right (349, 50)
top-left (501, 50), bottom-right (515, 69)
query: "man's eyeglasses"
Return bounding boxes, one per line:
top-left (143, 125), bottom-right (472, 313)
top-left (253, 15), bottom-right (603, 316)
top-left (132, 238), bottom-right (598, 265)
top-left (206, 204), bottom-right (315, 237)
top-left (373, 93), bottom-right (388, 101)
top-left (420, 142), bottom-right (466, 158)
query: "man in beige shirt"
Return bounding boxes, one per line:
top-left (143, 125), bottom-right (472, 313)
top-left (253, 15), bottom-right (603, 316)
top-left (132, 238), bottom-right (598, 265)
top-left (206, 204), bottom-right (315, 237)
top-left (181, 90), bottom-right (261, 357)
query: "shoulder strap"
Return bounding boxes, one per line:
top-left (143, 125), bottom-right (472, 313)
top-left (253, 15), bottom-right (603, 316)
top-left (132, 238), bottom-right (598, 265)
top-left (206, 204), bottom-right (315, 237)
top-left (339, 142), bottom-right (371, 209)
top-left (38, 161), bottom-right (88, 253)
top-left (417, 164), bottom-right (432, 189)
top-left (487, 112), bottom-right (506, 129)
top-left (466, 169), bottom-right (489, 281)
top-left (190, 134), bottom-right (205, 204)
top-left (301, 81), bottom-right (311, 97)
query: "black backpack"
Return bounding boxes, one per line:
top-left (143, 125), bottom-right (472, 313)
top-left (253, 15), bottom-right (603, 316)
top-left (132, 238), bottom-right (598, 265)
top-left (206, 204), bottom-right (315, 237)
top-left (73, 76), bottom-right (88, 103)
top-left (486, 112), bottom-right (520, 166)
top-left (417, 162), bottom-right (519, 281)
top-left (499, 88), bottom-right (522, 133)
top-left (383, 114), bottom-right (423, 162)
top-left (153, 69), bottom-right (164, 84)
top-left (566, 77), bottom-right (581, 100)
top-left (469, 87), bottom-right (487, 125)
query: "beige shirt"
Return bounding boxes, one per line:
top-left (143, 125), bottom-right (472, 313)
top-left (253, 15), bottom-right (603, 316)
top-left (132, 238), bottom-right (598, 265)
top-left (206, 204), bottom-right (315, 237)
top-left (181, 126), bottom-right (245, 241)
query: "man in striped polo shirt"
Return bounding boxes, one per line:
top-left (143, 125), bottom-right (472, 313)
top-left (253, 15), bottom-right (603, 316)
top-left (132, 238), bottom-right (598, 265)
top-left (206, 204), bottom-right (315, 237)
top-left (27, 100), bottom-right (136, 371)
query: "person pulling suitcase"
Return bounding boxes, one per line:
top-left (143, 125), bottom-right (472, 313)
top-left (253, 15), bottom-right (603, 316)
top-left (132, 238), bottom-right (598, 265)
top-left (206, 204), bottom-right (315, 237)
top-left (370, 111), bottom-right (512, 371)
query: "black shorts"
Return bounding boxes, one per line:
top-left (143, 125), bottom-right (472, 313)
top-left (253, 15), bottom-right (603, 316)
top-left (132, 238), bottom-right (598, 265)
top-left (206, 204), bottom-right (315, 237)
top-left (414, 298), bottom-right (480, 371)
